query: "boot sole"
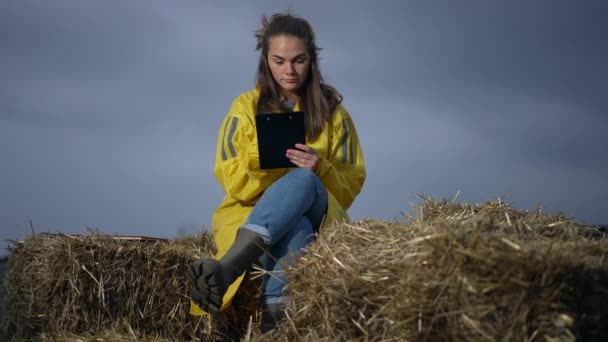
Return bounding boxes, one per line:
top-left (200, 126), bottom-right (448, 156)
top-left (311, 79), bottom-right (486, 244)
top-left (193, 259), bottom-right (227, 314)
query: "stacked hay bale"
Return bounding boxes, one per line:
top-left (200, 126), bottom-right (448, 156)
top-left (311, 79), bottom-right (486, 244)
top-left (2, 197), bottom-right (607, 341)
top-left (0, 255), bottom-right (7, 326)
top-left (0, 232), bottom-right (261, 341)
top-left (259, 197), bottom-right (608, 341)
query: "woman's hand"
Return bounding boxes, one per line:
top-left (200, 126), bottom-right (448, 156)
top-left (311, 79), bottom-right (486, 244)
top-left (287, 143), bottom-right (320, 172)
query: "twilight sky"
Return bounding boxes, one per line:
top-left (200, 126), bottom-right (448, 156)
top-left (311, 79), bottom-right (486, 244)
top-left (1, 0), bottom-right (607, 255)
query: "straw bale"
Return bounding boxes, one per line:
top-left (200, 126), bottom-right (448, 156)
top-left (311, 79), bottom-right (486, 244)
top-left (256, 197), bottom-right (608, 341)
top-left (1, 231), bottom-right (261, 341)
top-left (3, 197), bottom-right (607, 341)
top-left (38, 322), bottom-right (172, 341)
top-left (0, 256), bottom-right (7, 326)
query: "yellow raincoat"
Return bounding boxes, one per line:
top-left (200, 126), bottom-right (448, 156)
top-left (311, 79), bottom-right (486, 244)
top-left (191, 88), bottom-right (366, 315)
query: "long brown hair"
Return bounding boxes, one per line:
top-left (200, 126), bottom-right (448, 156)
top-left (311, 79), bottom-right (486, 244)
top-left (255, 13), bottom-right (342, 140)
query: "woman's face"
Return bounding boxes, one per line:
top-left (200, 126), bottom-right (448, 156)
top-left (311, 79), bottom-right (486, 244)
top-left (267, 35), bottom-right (310, 100)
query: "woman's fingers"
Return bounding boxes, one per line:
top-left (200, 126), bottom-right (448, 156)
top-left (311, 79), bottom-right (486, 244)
top-left (288, 158), bottom-right (305, 168)
top-left (287, 144), bottom-right (319, 171)
top-left (287, 153), bottom-right (310, 165)
top-left (287, 150), bottom-right (318, 165)
top-left (286, 149), bottom-right (313, 161)
top-left (287, 144), bottom-right (317, 159)
top-left (294, 143), bottom-right (318, 155)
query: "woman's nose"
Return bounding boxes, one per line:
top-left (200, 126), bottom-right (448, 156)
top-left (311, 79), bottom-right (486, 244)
top-left (286, 62), bottom-right (296, 74)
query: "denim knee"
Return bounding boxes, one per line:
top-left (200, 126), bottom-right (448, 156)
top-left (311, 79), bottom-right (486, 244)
top-left (287, 167), bottom-right (319, 185)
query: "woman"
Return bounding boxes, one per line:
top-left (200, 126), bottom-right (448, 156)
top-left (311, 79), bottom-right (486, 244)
top-left (188, 12), bottom-right (366, 332)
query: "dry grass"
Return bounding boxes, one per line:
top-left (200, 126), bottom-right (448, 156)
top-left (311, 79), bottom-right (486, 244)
top-left (257, 196), bottom-right (608, 341)
top-left (0, 232), bottom-right (261, 341)
top-left (2, 196), bottom-right (607, 341)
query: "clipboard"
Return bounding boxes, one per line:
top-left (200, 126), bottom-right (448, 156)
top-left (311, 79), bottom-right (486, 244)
top-left (255, 111), bottom-right (306, 169)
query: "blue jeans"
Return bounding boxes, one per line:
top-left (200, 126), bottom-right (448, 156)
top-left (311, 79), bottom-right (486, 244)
top-left (241, 168), bottom-right (328, 305)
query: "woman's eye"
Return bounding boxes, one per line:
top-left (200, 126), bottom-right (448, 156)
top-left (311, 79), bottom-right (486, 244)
top-left (274, 61), bottom-right (284, 65)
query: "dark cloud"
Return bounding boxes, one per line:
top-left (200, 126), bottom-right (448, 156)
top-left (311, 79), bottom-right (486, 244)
top-left (326, 1), bottom-right (608, 117)
top-left (0, 1), bottom-right (258, 130)
top-left (1, 1), bottom-right (607, 256)
top-left (0, 2), bottom-right (167, 79)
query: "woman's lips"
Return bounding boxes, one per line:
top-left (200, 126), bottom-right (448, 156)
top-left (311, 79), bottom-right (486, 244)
top-left (284, 79), bottom-right (298, 84)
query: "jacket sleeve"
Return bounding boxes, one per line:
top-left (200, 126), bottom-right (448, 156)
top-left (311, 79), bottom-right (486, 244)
top-left (315, 107), bottom-right (366, 210)
top-left (213, 96), bottom-right (285, 205)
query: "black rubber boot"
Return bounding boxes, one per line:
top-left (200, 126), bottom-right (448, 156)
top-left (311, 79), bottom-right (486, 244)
top-left (260, 302), bottom-right (287, 333)
top-left (189, 228), bottom-right (267, 314)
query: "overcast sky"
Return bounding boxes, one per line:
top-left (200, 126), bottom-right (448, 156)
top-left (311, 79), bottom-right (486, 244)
top-left (1, 0), bottom-right (607, 255)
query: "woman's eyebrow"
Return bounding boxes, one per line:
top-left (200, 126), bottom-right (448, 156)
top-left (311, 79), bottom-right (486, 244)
top-left (270, 53), bottom-right (308, 60)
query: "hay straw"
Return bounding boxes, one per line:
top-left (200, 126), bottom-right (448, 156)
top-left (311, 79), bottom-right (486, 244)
top-left (1, 231), bottom-right (261, 341)
top-left (3, 196), bottom-right (607, 341)
top-left (256, 197), bottom-right (608, 341)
